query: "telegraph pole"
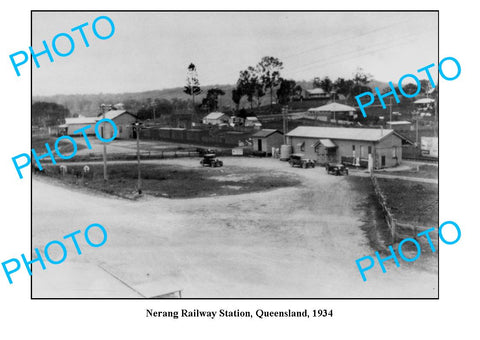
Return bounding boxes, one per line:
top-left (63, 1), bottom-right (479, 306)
top-left (389, 96), bottom-right (392, 125)
top-left (135, 122), bottom-right (142, 194)
top-left (282, 105), bottom-right (287, 144)
top-left (100, 104), bottom-right (108, 181)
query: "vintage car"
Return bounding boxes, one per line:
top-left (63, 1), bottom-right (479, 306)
top-left (325, 163), bottom-right (349, 176)
top-left (288, 154), bottom-right (316, 168)
top-left (200, 154), bottom-right (223, 167)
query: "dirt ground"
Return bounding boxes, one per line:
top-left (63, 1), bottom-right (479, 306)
top-left (38, 162), bottom-right (301, 199)
top-left (32, 157), bottom-right (438, 298)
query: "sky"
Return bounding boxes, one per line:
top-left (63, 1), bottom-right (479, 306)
top-left (31, 11), bottom-right (438, 96)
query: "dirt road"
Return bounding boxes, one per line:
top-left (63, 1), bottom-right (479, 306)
top-left (33, 157), bottom-right (437, 298)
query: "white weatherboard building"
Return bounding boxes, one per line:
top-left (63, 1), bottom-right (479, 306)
top-left (59, 110), bottom-right (137, 139)
top-left (286, 126), bottom-right (412, 168)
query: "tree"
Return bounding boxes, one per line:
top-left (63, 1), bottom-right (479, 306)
top-left (352, 67), bottom-right (372, 86)
top-left (401, 83), bottom-right (420, 97)
top-left (201, 88), bottom-right (225, 112)
top-left (350, 68), bottom-right (374, 98)
top-left (236, 66), bottom-right (264, 109)
top-left (257, 56), bottom-right (283, 110)
top-left (32, 102), bottom-right (69, 127)
top-left (183, 63), bottom-right (202, 121)
top-left (276, 79), bottom-right (297, 105)
top-left (318, 76), bottom-right (334, 93)
top-left (420, 79), bottom-right (432, 94)
top-left (334, 78), bottom-right (354, 97)
top-left (232, 88), bottom-right (243, 111)
top-left (294, 85), bottom-right (303, 98)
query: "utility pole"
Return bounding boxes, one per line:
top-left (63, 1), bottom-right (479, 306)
top-left (389, 96), bottom-right (392, 125)
top-left (100, 104), bottom-right (108, 181)
top-left (416, 118), bottom-right (419, 146)
top-left (135, 122), bottom-right (142, 194)
top-left (282, 105), bottom-right (287, 144)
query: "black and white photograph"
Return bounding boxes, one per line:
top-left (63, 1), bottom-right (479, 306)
top-left (30, 11), bottom-right (440, 298)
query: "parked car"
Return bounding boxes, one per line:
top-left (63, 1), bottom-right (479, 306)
top-left (289, 154), bottom-right (316, 168)
top-left (325, 163), bottom-right (349, 176)
top-left (200, 154), bottom-right (223, 167)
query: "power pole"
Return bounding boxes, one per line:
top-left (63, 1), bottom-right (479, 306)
top-left (135, 122), bottom-right (142, 194)
top-left (389, 96), bottom-right (392, 125)
top-left (100, 104), bottom-right (108, 182)
top-left (282, 105), bottom-right (287, 144)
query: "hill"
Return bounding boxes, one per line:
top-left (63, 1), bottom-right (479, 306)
top-left (33, 79), bottom-right (391, 116)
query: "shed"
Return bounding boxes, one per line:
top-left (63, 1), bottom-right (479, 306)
top-left (286, 126), bottom-right (412, 168)
top-left (252, 129), bottom-right (284, 155)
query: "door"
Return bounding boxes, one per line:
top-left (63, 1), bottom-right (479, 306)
top-left (381, 155), bottom-right (386, 167)
top-left (258, 139), bottom-right (262, 151)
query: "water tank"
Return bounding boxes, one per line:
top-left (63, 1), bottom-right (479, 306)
top-left (280, 144), bottom-right (292, 161)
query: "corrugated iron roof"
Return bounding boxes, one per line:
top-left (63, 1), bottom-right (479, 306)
top-left (65, 117), bottom-right (97, 125)
top-left (308, 102), bottom-right (356, 112)
top-left (286, 126), bottom-right (395, 142)
top-left (102, 109), bottom-right (136, 120)
top-left (306, 88), bottom-right (326, 94)
top-left (252, 129), bottom-right (282, 138)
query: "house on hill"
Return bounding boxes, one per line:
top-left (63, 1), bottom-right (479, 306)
top-left (304, 88), bottom-right (331, 100)
top-left (252, 129), bottom-right (283, 155)
top-left (286, 126), bottom-right (413, 168)
top-left (244, 116), bottom-right (262, 128)
top-left (202, 112), bottom-right (230, 125)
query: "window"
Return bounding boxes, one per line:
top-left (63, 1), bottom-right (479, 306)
top-left (392, 147), bottom-right (397, 158)
top-left (352, 145), bottom-right (355, 151)
top-left (297, 142), bottom-right (305, 152)
top-left (368, 146), bottom-right (372, 154)
top-left (119, 126), bottom-right (123, 133)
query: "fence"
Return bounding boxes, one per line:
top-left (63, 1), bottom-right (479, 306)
top-left (370, 173), bottom-right (437, 245)
top-left (370, 174), bottom-right (397, 243)
top-left (141, 127), bottom-right (254, 148)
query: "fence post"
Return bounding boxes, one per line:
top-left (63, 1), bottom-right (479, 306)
top-left (391, 218), bottom-right (397, 244)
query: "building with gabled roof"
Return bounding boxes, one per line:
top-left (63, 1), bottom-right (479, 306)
top-left (202, 112), bottom-right (230, 125)
top-left (97, 109), bottom-right (138, 139)
top-left (251, 129), bottom-right (283, 155)
top-left (60, 109), bottom-right (138, 139)
top-left (286, 126), bottom-right (412, 168)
